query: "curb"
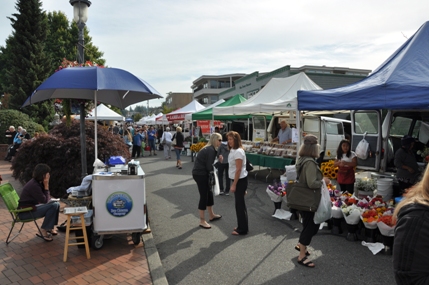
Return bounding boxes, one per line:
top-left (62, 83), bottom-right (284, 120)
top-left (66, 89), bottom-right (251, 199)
top-left (143, 231), bottom-right (169, 285)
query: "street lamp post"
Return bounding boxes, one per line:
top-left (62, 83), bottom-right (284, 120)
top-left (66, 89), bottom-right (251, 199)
top-left (70, 0), bottom-right (91, 178)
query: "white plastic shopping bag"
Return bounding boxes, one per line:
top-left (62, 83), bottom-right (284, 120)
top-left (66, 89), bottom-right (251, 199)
top-left (355, 132), bottom-right (370, 160)
top-left (213, 166), bottom-right (220, 196)
top-left (314, 181), bottom-right (332, 224)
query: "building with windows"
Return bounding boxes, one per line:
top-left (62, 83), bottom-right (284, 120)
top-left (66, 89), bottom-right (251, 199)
top-left (191, 74), bottom-right (246, 105)
top-left (207, 65), bottom-right (371, 101)
top-left (164, 92), bottom-right (193, 110)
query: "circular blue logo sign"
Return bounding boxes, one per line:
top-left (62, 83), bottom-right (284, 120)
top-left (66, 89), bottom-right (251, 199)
top-left (106, 191), bottom-right (133, 217)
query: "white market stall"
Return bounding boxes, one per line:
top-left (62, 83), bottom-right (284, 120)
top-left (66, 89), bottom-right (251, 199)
top-left (213, 72), bottom-right (322, 146)
top-left (75, 103), bottom-right (125, 121)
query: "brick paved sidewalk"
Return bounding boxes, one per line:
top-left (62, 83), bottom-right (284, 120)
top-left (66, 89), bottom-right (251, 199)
top-left (0, 160), bottom-right (153, 285)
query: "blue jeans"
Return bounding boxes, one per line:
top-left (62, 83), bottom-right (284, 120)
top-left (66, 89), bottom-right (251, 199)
top-left (174, 148), bottom-right (182, 160)
top-left (18, 202), bottom-right (60, 230)
top-left (148, 140), bottom-right (156, 152)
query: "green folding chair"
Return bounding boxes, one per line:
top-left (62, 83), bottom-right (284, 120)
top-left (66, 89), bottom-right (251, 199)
top-left (0, 182), bottom-right (43, 244)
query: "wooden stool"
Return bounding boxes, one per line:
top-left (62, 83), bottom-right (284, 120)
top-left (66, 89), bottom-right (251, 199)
top-left (63, 212), bottom-right (90, 262)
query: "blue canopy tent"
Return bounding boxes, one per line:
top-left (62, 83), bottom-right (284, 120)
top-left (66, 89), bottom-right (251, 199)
top-left (298, 21), bottom-right (429, 111)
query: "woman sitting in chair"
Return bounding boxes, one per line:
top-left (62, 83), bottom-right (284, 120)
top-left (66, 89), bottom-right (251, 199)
top-left (18, 164), bottom-right (60, 242)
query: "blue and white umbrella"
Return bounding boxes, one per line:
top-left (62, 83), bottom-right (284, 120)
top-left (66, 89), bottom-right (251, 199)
top-left (22, 66), bottom-right (162, 173)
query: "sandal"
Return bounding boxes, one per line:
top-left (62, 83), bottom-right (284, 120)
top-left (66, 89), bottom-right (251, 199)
top-left (295, 245), bottom-right (310, 256)
top-left (36, 232), bottom-right (53, 242)
top-left (49, 229), bottom-right (58, 235)
top-left (297, 256), bottom-right (315, 268)
top-left (209, 215), bottom-right (222, 221)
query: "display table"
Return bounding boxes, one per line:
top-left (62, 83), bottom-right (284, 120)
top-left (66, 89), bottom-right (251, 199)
top-left (246, 153), bottom-right (294, 181)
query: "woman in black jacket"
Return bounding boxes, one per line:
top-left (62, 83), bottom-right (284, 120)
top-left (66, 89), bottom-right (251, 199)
top-left (192, 133), bottom-right (223, 229)
top-left (393, 164), bottom-right (429, 284)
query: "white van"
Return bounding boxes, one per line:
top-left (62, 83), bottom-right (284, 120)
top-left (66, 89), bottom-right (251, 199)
top-left (351, 110), bottom-right (428, 173)
top-left (267, 115), bottom-right (351, 160)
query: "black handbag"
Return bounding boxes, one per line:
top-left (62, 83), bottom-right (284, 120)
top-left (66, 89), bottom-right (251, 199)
top-left (246, 160), bottom-right (254, 171)
top-left (286, 182), bottom-right (321, 212)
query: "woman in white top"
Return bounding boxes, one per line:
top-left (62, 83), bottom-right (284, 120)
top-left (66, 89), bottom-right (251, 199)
top-left (333, 139), bottom-right (357, 194)
top-left (161, 127), bottom-right (173, 159)
top-left (227, 131), bottom-right (248, 235)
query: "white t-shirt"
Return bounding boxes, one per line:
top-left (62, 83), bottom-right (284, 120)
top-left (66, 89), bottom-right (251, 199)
top-left (341, 151), bottom-right (357, 162)
top-left (228, 148), bottom-right (248, 180)
top-left (162, 132), bottom-right (173, 143)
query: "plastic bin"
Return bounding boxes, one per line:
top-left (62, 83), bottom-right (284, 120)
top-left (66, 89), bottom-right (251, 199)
top-left (71, 210), bottom-right (93, 226)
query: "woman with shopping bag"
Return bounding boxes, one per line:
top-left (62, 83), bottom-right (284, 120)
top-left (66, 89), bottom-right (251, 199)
top-left (192, 133), bottom-right (223, 229)
top-left (288, 134), bottom-right (330, 268)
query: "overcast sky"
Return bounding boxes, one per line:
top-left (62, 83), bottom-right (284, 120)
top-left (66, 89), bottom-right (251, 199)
top-left (1, 0), bottom-right (429, 108)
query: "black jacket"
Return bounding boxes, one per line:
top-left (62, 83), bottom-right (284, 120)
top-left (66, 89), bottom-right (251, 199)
top-left (393, 203), bottom-right (429, 285)
top-left (192, 145), bottom-right (217, 176)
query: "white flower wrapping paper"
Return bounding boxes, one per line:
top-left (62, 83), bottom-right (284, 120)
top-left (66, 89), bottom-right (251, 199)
top-left (377, 221), bottom-right (395, 236)
top-left (360, 215), bottom-right (378, 229)
top-left (266, 187), bottom-right (283, 203)
top-left (342, 206), bottom-right (361, 225)
top-left (331, 206), bottom-right (344, 219)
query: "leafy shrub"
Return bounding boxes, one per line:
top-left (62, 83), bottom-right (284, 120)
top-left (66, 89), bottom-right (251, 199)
top-left (11, 120), bottom-right (131, 198)
top-left (0, 109), bottom-right (45, 144)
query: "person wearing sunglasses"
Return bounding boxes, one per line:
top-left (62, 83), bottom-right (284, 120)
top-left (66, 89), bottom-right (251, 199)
top-left (192, 133), bottom-right (223, 229)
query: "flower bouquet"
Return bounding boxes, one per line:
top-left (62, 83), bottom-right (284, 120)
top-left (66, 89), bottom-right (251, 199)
top-left (377, 213), bottom-right (396, 252)
top-left (417, 146), bottom-right (429, 163)
top-left (342, 204), bottom-right (362, 241)
top-left (361, 209), bottom-right (379, 229)
top-left (266, 181), bottom-right (287, 215)
top-left (355, 178), bottom-right (377, 198)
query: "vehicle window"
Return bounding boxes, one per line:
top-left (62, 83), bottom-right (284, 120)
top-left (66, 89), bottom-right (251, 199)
top-left (390, 117), bottom-right (413, 136)
top-left (303, 119), bottom-right (319, 132)
top-left (412, 120), bottom-right (421, 138)
top-left (325, 121), bottom-right (343, 135)
top-left (253, 116), bottom-right (265, 129)
top-left (354, 112), bottom-right (378, 134)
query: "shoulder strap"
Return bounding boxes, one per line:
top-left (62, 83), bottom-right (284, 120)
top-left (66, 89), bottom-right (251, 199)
top-left (296, 159), bottom-right (317, 180)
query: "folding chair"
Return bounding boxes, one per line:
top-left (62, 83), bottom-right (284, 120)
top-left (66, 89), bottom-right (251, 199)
top-left (0, 182), bottom-right (44, 244)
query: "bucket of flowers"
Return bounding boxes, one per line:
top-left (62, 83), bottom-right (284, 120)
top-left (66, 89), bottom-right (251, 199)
top-left (417, 146), bottom-right (429, 163)
top-left (377, 209), bottom-right (396, 254)
top-left (341, 198), bottom-right (361, 241)
top-left (355, 178), bottom-right (377, 199)
top-left (266, 180), bottom-right (286, 214)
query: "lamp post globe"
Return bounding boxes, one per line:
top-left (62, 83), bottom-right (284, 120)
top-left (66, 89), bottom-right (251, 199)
top-left (70, 0), bottom-right (91, 23)
top-left (70, 0), bottom-right (91, 178)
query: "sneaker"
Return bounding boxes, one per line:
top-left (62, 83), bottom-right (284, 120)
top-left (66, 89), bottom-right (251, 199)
top-left (219, 191), bottom-right (225, 195)
top-left (225, 193), bottom-right (230, 196)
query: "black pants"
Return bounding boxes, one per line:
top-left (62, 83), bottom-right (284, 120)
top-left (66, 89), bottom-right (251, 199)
top-left (339, 183), bottom-right (354, 194)
top-left (217, 163), bottom-right (230, 193)
top-left (131, 145), bottom-right (141, 158)
top-left (298, 210), bottom-right (319, 246)
top-left (193, 174), bottom-right (214, 210)
top-left (234, 177), bottom-right (248, 235)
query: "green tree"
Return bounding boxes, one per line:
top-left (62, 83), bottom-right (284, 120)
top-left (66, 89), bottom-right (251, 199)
top-left (133, 113), bottom-right (143, 122)
top-left (1, 0), bottom-right (54, 129)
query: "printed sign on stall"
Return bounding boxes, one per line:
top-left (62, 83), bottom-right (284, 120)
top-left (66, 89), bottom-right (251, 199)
top-left (197, 120), bottom-right (222, 134)
top-left (106, 191), bottom-right (133, 217)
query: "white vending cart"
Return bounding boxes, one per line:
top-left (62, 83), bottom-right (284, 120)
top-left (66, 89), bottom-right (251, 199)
top-left (91, 165), bottom-right (147, 249)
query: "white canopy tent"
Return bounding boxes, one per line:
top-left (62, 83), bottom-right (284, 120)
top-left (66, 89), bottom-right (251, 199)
top-left (183, 99), bottom-right (225, 121)
top-left (75, 103), bottom-right (125, 121)
top-left (212, 72), bottom-right (322, 144)
top-left (213, 72), bottom-right (321, 116)
top-left (165, 100), bottom-right (205, 122)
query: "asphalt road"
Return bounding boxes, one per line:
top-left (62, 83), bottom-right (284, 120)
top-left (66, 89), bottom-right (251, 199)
top-left (143, 153), bottom-right (395, 285)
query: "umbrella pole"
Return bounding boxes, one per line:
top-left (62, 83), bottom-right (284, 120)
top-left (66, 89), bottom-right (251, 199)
top-left (94, 91), bottom-right (98, 162)
top-left (80, 103), bottom-right (87, 178)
